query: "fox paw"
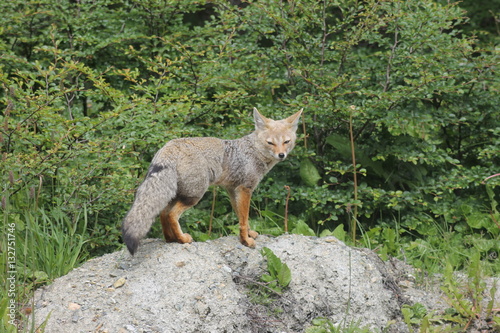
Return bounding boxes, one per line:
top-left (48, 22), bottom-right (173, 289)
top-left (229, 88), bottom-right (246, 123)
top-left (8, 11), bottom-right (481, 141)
top-left (178, 233), bottom-right (193, 244)
top-left (241, 237), bottom-right (256, 248)
top-left (248, 230), bottom-right (259, 239)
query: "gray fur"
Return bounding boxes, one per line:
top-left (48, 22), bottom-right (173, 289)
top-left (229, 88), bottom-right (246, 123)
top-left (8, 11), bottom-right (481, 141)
top-left (122, 163), bottom-right (178, 254)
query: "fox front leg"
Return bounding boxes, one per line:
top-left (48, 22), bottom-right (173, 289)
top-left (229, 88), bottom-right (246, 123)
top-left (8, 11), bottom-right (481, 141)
top-left (229, 185), bottom-right (258, 248)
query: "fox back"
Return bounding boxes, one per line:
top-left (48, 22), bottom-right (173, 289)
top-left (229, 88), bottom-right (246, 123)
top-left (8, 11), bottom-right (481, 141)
top-left (122, 108), bottom-right (302, 254)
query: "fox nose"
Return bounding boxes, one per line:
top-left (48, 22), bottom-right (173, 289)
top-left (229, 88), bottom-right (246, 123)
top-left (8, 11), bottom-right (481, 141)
top-left (278, 153), bottom-right (285, 159)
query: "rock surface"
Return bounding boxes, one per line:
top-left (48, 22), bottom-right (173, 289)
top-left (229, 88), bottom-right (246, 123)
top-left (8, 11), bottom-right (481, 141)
top-left (29, 234), bottom-right (497, 332)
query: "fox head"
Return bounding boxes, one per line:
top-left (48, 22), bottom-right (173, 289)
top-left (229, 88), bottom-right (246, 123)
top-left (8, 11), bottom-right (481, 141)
top-left (253, 108), bottom-right (303, 162)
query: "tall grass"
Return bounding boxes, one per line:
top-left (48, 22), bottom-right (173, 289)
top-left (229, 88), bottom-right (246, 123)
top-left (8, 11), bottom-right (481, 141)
top-left (19, 206), bottom-right (88, 280)
top-left (1, 190), bottom-right (88, 332)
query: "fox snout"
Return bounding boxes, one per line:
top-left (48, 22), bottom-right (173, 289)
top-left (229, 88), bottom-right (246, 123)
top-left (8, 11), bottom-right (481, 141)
top-left (267, 139), bottom-right (292, 160)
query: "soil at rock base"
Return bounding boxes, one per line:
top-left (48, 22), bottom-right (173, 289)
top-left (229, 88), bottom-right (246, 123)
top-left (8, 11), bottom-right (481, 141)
top-left (28, 234), bottom-right (499, 332)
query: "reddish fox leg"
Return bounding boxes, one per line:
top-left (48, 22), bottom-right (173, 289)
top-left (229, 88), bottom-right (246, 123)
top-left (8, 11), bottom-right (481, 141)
top-left (160, 200), bottom-right (194, 244)
top-left (160, 208), bottom-right (177, 242)
top-left (232, 186), bottom-right (257, 248)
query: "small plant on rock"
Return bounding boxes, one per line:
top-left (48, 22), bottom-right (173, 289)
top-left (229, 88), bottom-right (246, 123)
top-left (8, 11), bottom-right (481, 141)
top-left (244, 247), bottom-right (291, 309)
top-left (260, 247), bottom-right (292, 294)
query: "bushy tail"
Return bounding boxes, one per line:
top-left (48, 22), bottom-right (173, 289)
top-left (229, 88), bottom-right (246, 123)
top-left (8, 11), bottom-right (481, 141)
top-left (122, 164), bottom-right (177, 255)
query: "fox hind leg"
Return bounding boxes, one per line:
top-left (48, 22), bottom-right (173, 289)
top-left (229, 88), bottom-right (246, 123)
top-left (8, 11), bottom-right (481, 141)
top-left (159, 207), bottom-right (178, 243)
top-left (160, 198), bottom-right (199, 244)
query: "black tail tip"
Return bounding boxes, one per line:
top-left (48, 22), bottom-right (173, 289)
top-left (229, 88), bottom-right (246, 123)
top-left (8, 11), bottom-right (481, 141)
top-left (126, 241), bottom-right (138, 255)
top-left (122, 231), bottom-right (139, 255)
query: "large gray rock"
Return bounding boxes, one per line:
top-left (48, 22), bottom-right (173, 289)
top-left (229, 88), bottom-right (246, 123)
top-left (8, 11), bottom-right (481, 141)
top-left (29, 235), bottom-right (454, 332)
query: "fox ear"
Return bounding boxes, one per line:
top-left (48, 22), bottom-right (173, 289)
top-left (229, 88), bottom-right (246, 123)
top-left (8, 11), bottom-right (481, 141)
top-left (253, 107), bottom-right (269, 130)
top-left (286, 108), bottom-right (303, 129)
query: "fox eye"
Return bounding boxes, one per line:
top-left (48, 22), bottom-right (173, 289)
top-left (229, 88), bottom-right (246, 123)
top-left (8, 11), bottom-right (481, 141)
top-left (284, 140), bottom-right (290, 144)
top-left (267, 141), bottom-right (274, 146)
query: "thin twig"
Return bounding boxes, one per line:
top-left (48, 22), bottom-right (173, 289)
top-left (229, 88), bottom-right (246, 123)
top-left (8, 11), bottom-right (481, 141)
top-left (208, 187), bottom-right (217, 237)
top-left (234, 273), bottom-right (285, 297)
top-left (284, 185), bottom-right (291, 233)
top-left (349, 106), bottom-right (358, 241)
top-left (302, 115), bottom-right (308, 150)
top-left (384, 3), bottom-right (399, 92)
top-left (482, 173), bottom-right (500, 184)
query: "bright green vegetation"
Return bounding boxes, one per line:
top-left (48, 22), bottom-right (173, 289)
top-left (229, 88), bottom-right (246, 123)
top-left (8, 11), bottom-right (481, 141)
top-left (1, 0), bottom-right (498, 331)
top-left (244, 247), bottom-right (291, 314)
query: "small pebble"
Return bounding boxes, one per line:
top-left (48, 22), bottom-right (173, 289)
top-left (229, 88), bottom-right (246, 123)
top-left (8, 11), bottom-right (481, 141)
top-left (113, 277), bottom-right (126, 289)
top-left (68, 302), bottom-right (81, 311)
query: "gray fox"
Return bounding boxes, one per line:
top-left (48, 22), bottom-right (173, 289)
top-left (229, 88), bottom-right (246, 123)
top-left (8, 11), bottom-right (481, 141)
top-left (122, 108), bottom-right (302, 254)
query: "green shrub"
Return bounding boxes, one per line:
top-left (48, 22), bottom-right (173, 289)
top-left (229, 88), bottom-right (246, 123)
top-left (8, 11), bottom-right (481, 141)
top-left (0, 0), bottom-right (498, 279)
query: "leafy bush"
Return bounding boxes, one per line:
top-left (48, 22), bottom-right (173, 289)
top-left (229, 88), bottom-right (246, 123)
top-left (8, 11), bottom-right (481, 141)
top-left (1, 0), bottom-right (498, 297)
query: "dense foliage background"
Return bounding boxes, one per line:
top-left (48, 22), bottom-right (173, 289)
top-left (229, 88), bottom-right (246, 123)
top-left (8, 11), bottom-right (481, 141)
top-left (0, 1), bottom-right (499, 328)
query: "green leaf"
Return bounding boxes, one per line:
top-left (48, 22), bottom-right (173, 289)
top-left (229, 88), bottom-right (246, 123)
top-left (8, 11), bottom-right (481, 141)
top-left (291, 220), bottom-right (315, 236)
top-left (33, 271), bottom-right (49, 282)
top-left (260, 247), bottom-right (292, 289)
top-left (277, 263), bottom-right (292, 288)
top-left (300, 159), bottom-right (321, 186)
top-left (261, 274), bottom-right (274, 283)
top-left (332, 224), bottom-right (346, 242)
top-left (411, 303), bottom-right (428, 319)
top-left (402, 306), bottom-right (413, 328)
top-left (260, 247), bottom-right (280, 277)
top-left (466, 213), bottom-right (487, 229)
top-left (325, 133), bottom-right (352, 159)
